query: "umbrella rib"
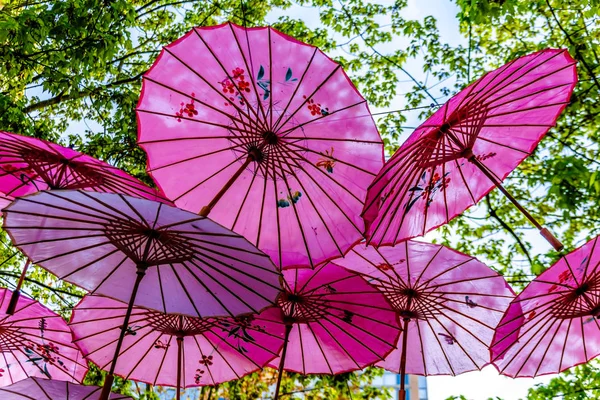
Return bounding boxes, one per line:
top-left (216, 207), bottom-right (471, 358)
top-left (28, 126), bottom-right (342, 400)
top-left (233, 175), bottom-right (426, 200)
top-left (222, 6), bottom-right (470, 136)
top-left (183, 259), bottom-right (250, 317)
top-left (125, 332), bottom-right (167, 382)
top-left (228, 23), bottom-right (270, 127)
top-left (57, 246), bottom-right (121, 281)
top-left (270, 47), bottom-right (318, 131)
top-left (66, 190), bottom-right (141, 224)
top-left (230, 166), bottom-right (259, 232)
top-left (313, 318), bottom-right (368, 369)
top-left (320, 307), bottom-right (399, 346)
top-left (151, 334), bottom-right (174, 386)
top-left (190, 29), bottom-right (267, 132)
top-left (149, 142), bottom-right (250, 173)
top-left (171, 153), bottom-right (247, 204)
top-left (414, 246), bottom-right (444, 287)
top-left (518, 316), bottom-right (567, 377)
top-left (416, 258), bottom-right (478, 289)
top-left (284, 135), bottom-right (381, 144)
top-left (563, 257), bottom-right (582, 287)
top-left (582, 238), bottom-right (599, 282)
top-left (452, 157), bottom-right (477, 203)
top-left (101, 324), bottom-right (158, 370)
top-left (254, 161), bottom-right (269, 248)
top-left (273, 64), bottom-right (342, 133)
top-left (304, 322), bottom-right (335, 374)
top-left (368, 154), bottom-right (428, 246)
top-left (277, 100), bottom-right (366, 138)
top-left (420, 315), bottom-right (457, 375)
top-left (272, 156), bottom-right (314, 268)
top-left (190, 335), bottom-right (217, 385)
top-left (271, 146), bottom-right (344, 258)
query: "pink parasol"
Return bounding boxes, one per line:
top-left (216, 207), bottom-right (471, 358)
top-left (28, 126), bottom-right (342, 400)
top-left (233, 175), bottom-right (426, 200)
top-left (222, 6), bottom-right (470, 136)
top-left (332, 241), bottom-right (515, 400)
top-left (0, 377), bottom-right (132, 399)
top-left (2, 189), bottom-right (282, 399)
top-left (492, 235), bottom-right (600, 377)
top-left (137, 22), bottom-right (384, 269)
top-left (363, 49), bottom-right (577, 250)
top-left (70, 295), bottom-right (285, 399)
top-left (0, 288), bottom-right (87, 386)
top-left (268, 262), bottom-right (400, 399)
top-left (0, 130), bottom-right (171, 315)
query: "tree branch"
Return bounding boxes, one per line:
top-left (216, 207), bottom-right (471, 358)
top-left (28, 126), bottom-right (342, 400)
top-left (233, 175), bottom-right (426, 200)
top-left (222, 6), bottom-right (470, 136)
top-left (485, 194), bottom-right (534, 268)
top-left (23, 71), bottom-right (146, 113)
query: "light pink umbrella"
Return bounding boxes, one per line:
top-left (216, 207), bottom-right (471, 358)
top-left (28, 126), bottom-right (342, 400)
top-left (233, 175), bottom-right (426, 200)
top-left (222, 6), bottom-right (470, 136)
top-left (137, 22), bottom-right (384, 269)
top-left (268, 262), bottom-right (400, 399)
top-left (0, 288), bottom-right (88, 386)
top-left (492, 235), bottom-right (600, 377)
top-left (0, 378), bottom-right (132, 399)
top-left (70, 295), bottom-right (285, 400)
top-left (2, 190), bottom-right (282, 399)
top-left (0, 131), bottom-right (171, 315)
top-left (363, 49), bottom-right (577, 250)
top-left (332, 241), bottom-right (515, 400)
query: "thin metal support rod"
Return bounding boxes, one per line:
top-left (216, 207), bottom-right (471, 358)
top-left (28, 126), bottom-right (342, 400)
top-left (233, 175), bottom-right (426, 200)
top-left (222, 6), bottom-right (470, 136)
top-left (100, 266), bottom-right (147, 400)
top-left (7, 259), bottom-right (31, 315)
top-left (177, 335), bottom-right (184, 400)
top-left (199, 156), bottom-right (253, 217)
top-left (399, 317), bottom-right (410, 400)
top-left (274, 323), bottom-right (293, 400)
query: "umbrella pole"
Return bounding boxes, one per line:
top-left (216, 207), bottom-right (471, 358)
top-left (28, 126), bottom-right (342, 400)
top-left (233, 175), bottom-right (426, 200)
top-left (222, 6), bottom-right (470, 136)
top-left (465, 152), bottom-right (564, 251)
top-left (399, 317), bottom-right (409, 400)
top-left (6, 259), bottom-right (31, 315)
top-left (177, 336), bottom-right (183, 400)
top-left (274, 323), bottom-right (293, 400)
top-left (100, 266), bottom-right (147, 400)
top-left (200, 156), bottom-right (253, 217)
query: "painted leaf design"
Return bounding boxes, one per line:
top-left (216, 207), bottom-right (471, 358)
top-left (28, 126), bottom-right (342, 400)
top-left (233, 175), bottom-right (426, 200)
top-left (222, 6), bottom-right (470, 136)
top-left (286, 67), bottom-right (293, 81)
top-left (257, 65), bottom-right (265, 81)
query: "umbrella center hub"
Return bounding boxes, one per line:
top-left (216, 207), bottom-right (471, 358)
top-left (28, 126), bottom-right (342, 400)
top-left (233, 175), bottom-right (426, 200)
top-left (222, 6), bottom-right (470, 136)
top-left (278, 292), bottom-right (328, 324)
top-left (262, 130), bottom-right (279, 145)
top-left (146, 312), bottom-right (218, 336)
top-left (575, 282), bottom-right (590, 296)
top-left (20, 148), bottom-right (104, 189)
top-left (553, 277), bottom-right (600, 319)
top-left (376, 283), bottom-right (444, 321)
top-left (104, 219), bottom-right (195, 266)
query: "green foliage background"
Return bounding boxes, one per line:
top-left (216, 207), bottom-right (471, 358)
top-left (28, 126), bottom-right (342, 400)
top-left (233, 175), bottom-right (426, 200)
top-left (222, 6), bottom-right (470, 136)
top-left (0, 0), bottom-right (599, 398)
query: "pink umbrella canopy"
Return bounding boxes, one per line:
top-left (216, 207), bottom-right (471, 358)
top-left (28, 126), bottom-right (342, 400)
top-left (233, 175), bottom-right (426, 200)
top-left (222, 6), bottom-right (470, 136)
top-left (363, 49), bottom-right (577, 250)
top-left (70, 296), bottom-right (285, 395)
top-left (0, 131), bottom-right (167, 202)
top-left (491, 235), bottom-right (600, 377)
top-left (268, 262), bottom-right (400, 399)
top-left (0, 288), bottom-right (88, 386)
top-left (331, 241), bottom-right (515, 400)
top-left (3, 189), bottom-right (282, 399)
top-left (0, 378), bottom-right (132, 400)
top-left (137, 22), bottom-right (384, 269)
top-left (0, 130), bottom-right (171, 315)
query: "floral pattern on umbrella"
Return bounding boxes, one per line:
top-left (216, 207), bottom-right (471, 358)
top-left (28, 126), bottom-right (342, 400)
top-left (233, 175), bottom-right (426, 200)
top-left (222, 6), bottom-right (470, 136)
top-left (0, 288), bottom-right (87, 386)
top-left (492, 235), bottom-right (600, 377)
top-left (363, 49), bottom-right (577, 250)
top-left (137, 22), bottom-right (384, 269)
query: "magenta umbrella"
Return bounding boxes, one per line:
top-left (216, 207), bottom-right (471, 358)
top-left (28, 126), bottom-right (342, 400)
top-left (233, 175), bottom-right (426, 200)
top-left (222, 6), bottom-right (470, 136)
top-left (491, 235), bottom-right (600, 377)
top-left (0, 288), bottom-right (88, 386)
top-left (0, 378), bottom-right (132, 399)
top-left (363, 49), bottom-right (577, 250)
top-left (0, 130), bottom-right (170, 315)
top-left (268, 262), bottom-right (400, 399)
top-left (2, 190), bottom-right (282, 399)
top-left (332, 241), bottom-right (515, 400)
top-left (137, 22), bottom-right (384, 269)
top-left (70, 295), bottom-right (285, 399)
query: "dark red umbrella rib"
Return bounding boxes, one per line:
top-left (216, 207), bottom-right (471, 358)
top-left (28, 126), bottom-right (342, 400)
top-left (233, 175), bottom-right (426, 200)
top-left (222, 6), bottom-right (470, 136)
top-left (148, 143), bottom-right (251, 173)
top-left (305, 322), bottom-right (335, 375)
top-left (269, 147), bottom-right (346, 255)
top-left (274, 144), bottom-right (365, 222)
top-left (171, 154), bottom-right (248, 202)
top-left (141, 76), bottom-right (259, 134)
top-left (483, 80), bottom-right (574, 115)
top-left (228, 24), bottom-right (270, 127)
top-left (272, 157), bottom-right (315, 268)
top-left (417, 258), bottom-right (478, 288)
top-left (312, 319), bottom-right (367, 369)
top-left (270, 47), bottom-right (318, 133)
top-left (510, 317), bottom-right (565, 376)
top-left (532, 318), bottom-right (565, 376)
top-left (468, 50), bottom-right (558, 106)
top-left (562, 257), bottom-right (582, 287)
top-left (421, 317), bottom-right (458, 375)
top-left (277, 100), bottom-right (366, 138)
top-left (426, 312), bottom-right (483, 370)
top-left (230, 169), bottom-right (260, 232)
top-left (283, 141), bottom-right (377, 178)
top-left (582, 238), bottom-right (599, 281)
top-left (167, 36), bottom-right (266, 133)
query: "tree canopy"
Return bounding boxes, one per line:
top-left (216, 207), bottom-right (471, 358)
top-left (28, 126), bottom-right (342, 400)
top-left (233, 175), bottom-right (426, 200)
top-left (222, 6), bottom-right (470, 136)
top-left (0, 0), bottom-right (599, 398)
